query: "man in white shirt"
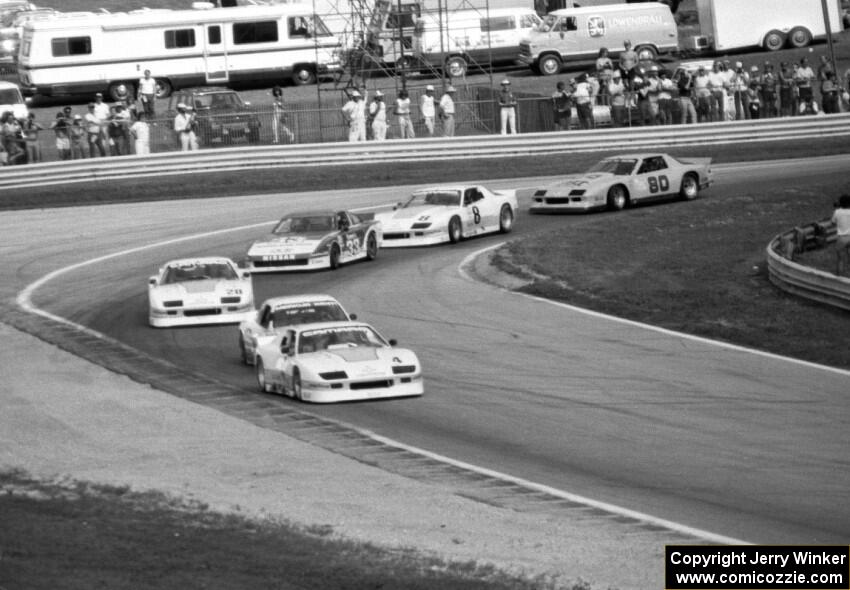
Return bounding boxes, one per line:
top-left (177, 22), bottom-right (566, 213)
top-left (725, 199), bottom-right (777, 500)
top-left (173, 103), bottom-right (197, 151)
top-left (439, 86), bottom-right (456, 137)
top-left (832, 194), bottom-right (850, 276)
top-left (137, 69), bottom-right (157, 119)
top-left (341, 90), bottom-right (366, 142)
top-left (420, 85), bottom-right (436, 136)
top-left (368, 90), bottom-right (387, 141)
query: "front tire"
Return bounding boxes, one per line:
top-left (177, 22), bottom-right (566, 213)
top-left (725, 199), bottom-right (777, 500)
top-left (606, 185), bottom-right (628, 211)
top-left (448, 216), bottom-right (463, 243)
top-left (635, 45), bottom-right (657, 61)
top-left (498, 204), bottom-right (514, 233)
top-left (763, 30), bottom-right (786, 52)
top-left (155, 79), bottom-right (172, 99)
top-left (680, 173), bottom-right (699, 201)
top-left (291, 369), bottom-right (302, 401)
top-left (538, 54), bottom-right (561, 76)
top-left (445, 56), bottom-right (467, 78)
top-left (256, 359), bottom-right (269, 393)
top-left (365, 231), bottom-right (378, 260)
top-left (292, 66), bottom-right (316, 86)
top-left (239, 334), bottom-right (250, 365)
top-left (787, 27), bottom-right (812, 49)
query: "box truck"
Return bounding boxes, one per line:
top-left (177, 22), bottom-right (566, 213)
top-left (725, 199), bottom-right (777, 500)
top-left (683, 0), bottom-right (843, 53)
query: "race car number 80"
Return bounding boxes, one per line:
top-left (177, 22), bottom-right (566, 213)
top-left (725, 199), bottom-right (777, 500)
top-left (647, 175), bottom-right (669, 193)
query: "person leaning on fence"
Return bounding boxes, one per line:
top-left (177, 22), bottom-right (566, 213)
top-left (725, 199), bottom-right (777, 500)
top-left (832, 194), bottom-right (850, 276)
top-left (761, 61), bottom-right (778, 118)
top-left (49, 111), bottom-right (71, 161)
top-left (173, 102), bottom-right (198, 151)
top-left (677, 69), bottom-right (698, 124)
top-left (130, 110), bottom-right (151, 155)
top-left (778, 61), bottom-right (796, 117)
top-left (692, 65), bottom-right (711, 122)
top-left (498, 79), bottom-right (517, 135)
top-left (439, 85), bottom-right (456, 137)
top-left (2, 112), bottom-right (26, 164)
top-left (420, 85), bottom-right (437, 136)
top-left (22, 112), bottom-right (43, 163)
top-left (552, 80), bottom-right (573, 130)
top-left (369, 90), bottom-right (387, 141)
top-left (341, 89), bottom-right (366, 142)
top-left (271, 85), bottom-right (295, 144)
top-left (69, 114), bottom-right (86, 159)
top-left (572, 74), bottom-right (594, 130)
top-left (394, 88), bottom-right (415, 139)
top-left (820, 71), bottom-right (840, 114)
top-left (84, 103), bottom-right (106, 157)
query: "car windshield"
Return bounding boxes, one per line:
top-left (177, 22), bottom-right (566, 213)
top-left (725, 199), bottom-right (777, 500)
top-left (162, 261), bottom-right (238, 284)
top-left (192, 92), bottom-right (244, 110)
top-left (587, 158), bottom-right (637, 175)
top-left (404, 190), bottom-right (461, 207)
top-left (0, 88), bottom-right (21, 104)
top-left (271, 301), bottom-right (348, 326)
top-left (298, 326), bottom-right (386, 353)
top-left (272, 215), bottom-right (335, 234)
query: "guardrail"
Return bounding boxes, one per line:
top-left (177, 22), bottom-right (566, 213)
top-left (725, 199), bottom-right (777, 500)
top-left (767, 219), bottom-right (850, 312)
top-left (3, 114), bottom-right (850, 191)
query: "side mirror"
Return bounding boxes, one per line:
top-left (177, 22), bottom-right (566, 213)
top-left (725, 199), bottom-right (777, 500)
top-left (148, 276), bottom-right (157, 286)
top-left (559, 31), bottom-right (565, 39)
top-left (388, 338), bottom-right (398, 346)
top-left (349, 313), bottom-right (357, 320)
top-left (241, 271), bottom-right (251, 279)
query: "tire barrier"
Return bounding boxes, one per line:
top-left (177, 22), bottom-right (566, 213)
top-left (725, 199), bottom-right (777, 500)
top-left (767, 219), bottom-right (850, 311)
top-left (2, 113), bottom-right (850, 191)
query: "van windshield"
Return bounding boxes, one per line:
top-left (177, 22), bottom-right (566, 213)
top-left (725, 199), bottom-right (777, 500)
top-left (537, 15), bottom-right (575, 33)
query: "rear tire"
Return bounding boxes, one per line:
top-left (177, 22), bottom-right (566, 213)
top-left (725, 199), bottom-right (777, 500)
top-left (606, 185), bottom-right (628, 211)
top-left (292, 369), bottom-right (302, 401)
top-left (448, 216), bottom-right (462, 243)
top-left (365, 231), bottom-right (378, 260)
top-left (787, 27), bottom-right (812, 49)
top-left (329, 243), bottom-right (341, 269)
top-left (292, 66), bottom-right (316, 85)
top-left (256, 359), bottom-right (269, 392)
top-left (635, 45), bottom-right (657, 61)
top-left (445, 56), bottom-right (468, 78)
top-left (498, 204), bottom-right (514, 233)
top-left (680, 173), bottom-right (699, 201)
top-left (108, 81), bottom-right (133, 102)
top-left (539, 54), bottom-right (561, 76)
top-left (155, 79), bottom-right (172, 99)
top-left (239, 334), bottom-right (250, 365)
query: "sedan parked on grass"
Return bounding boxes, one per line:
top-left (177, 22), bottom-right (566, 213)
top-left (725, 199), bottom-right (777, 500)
top-left (530, 153), bottom-right (713, 213)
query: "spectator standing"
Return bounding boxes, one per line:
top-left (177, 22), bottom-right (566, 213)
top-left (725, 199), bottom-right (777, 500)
top-left (795, 57), bottom-right (815, 105)
top-left (394, 88), bottom-right (415, 138)
top-left (677, 69), bottom-right (697, 124)
top-left (49, 111), bottom-right (71, 161)
top-left (707, 61), bottom-right (726, 121)
top-left (369, 90), bottom-right (388, 141)
top-left (84, 103), bottom-right (106, 157)
top-left (644, 65), bottom-right (661, 123)
top-left (498, 79), bottom-right (518, 134)
top-left (2, 112), bottom-right (26, 164)
top-left (618, 40), bottom-right (638, 86)
top-left (420, 85), bottom-right (436, 136)
top-left (438, 86), bottom-right (456, 137)
top-left (746, 81), bottom-right (761, 119)
top-left (22, 112), bottom-right (43, 163)
top-left (656, 69), bottom-right (674, 125)
top-left (69, 114), bottom-right (86, 159)
top-left (552, 80), bottom-right (573, 130)
top-left (817, 54), bottom-right (834, 107)
top-left (137, 69), bottom-right (157, 119)
top-left (572, 74), bottom-right (594, 129)
top-left (110, 103), bottom-right (132, 155)
top-left (832, 194), bottom-right (850, 276)
top-left (271, 85), bottom-right (294, 144)
top-left (778, 62), bottom-right (796, 117)
top-left (173, 102), bottom-right (198, 151)
top-left (92, 92), bottom-right (111, 146)
top-left (761, 61), bottom-right (777, 118)
top-left (130, 111), bottom-right (150, 155)
top-left (607, 73), bottom-right (627, 127)
top-left (341, 90), bottom-right (366, 142)
top-left (595, 47), bottom-right (614, 101)
top-left (731, 62), bottom-right (750, 120)
top-left (821, 71), bottom-right (840, 114)
top-left (692, 65), bottom-right (711, 123)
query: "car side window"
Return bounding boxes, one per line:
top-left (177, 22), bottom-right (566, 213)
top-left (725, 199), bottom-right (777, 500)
top-left (259, 305), bottom-right (270, 328)
top-left (463, 188), bottom-right (483, 206)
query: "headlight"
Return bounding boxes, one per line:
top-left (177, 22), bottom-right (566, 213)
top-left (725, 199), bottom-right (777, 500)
top-left (163, 300), bottom-right (182, 308)
top-left (569, 190), bottom-right (585, 196)
top-left (411, 222), bottom-right (431, 229)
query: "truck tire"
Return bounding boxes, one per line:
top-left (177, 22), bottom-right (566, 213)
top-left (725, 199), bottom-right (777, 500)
top-left (635, 45), bottom-right (657, 61)
top-left (292, 65), bottom-right (316, 85)
top-left (445, 56), bottom-right (467, 78)
top-left (763, 30), bottom-right (786, 52)
top-left (538, 54), bottom-right (561, 76)
top-left (787, 27), bottom-right (812, 49)
top-left (155, 79), bottom-right (172, 99)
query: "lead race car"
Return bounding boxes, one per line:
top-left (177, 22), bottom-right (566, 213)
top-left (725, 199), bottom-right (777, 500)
top-left (374, 185), bottom-right (518, 247)
top-left (255, 321), bottom-right (423, 403)
top-left (148, 257), bottom-right (254, 328)
top-left (244, 210), bottom-right (381, 272)
top-left (530, 153), bottom-right (713, 213)
top-left (238, 294), bottom-right (355, 365)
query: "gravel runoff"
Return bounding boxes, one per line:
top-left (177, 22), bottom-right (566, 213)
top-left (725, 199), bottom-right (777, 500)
top-left (0, 255), bottom-right (667, 589)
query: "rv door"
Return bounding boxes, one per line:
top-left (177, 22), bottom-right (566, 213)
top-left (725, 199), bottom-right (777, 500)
top-left (204, 24), bottom-right (229, 83)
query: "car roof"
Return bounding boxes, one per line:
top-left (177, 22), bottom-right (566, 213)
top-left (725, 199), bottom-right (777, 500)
top-left (262, 294), bottom-right (342, 309)
top-left (0, 80), bottom-right (21, 90)
top-left (294, 321), bottom-right (370, 333)
top-left (414, 186), bottom-right (471, 192)
top-left (602, 153), bottom-right (667, 160)
top-left (163, 256), bottom-right (237, 266)
top-left (283, 210), bottom-right (340, 217)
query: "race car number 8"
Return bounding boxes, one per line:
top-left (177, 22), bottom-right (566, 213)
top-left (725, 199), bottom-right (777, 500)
top-left (648, 175), bottom-right (669, 193)
top-left (472, 206), bottom-right (481, 224)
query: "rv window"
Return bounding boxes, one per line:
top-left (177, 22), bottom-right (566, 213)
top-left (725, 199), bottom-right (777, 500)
top-left (207, 26), bottom-right (221, 44)
top-left (51, 36), bottom-right (91, 57)
top-left (233, 21), bottom-right (279, 45)
top-left (481, 16), bottom-right (515, 32)
top-left (288, 16), bottom-right (311, 38)
top-left (164, 29), bottom-right (196, 49)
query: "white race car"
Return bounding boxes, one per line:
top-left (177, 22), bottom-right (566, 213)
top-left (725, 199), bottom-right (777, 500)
top-left (255, 321), bottom-right (423, 403)
top-left (148, 257), bottom-right (254, 328)
top-left (238, 294), bottom-right (355, 365)
top-left (530, 153), bottom-right (713, 213)
top-left (374, 185), bottom-right (517, 247)
top-left (244, 210), bottom-right (381, 272)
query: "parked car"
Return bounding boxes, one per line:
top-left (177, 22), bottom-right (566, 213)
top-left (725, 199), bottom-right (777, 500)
top-left (165, 86), bottom-right (261, 146)
top-left (0, 79), bottom-right (27, 119)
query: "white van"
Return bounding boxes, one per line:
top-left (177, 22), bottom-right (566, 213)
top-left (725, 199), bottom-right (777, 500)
top-left (519, 2), bottom-right (678, 76)
top-left (17, 3), bottom-right (340, 100)
top-left (412, 7), bottom-right (542, 77)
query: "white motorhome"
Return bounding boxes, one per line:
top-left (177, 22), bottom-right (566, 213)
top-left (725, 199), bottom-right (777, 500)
top-left (683, 0), bottom-right (842, 53)
top-left (519, 2), bottom-right (677, 76)
top-left (17, 3), bottom-right (341, 100)
top-left (412, 7), bottom-right (542, 77)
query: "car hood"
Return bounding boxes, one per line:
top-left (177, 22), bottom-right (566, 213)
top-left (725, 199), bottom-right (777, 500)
top-left (151, 279), bottom-right (245, 301)
top-left (374, 205), bottom-right (449, 227)
top-left (248, 233), bottom-right (330, 255)
top-left (542, 172), bottom-right (617, 192)
top-left (301, 346), bottom-right (418, 378)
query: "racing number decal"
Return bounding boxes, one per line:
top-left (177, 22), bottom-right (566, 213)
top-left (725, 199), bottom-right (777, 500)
top-left (472, 206), bottom-right (481, 225)
top-left (647, 175), bottom-right (670, 194)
